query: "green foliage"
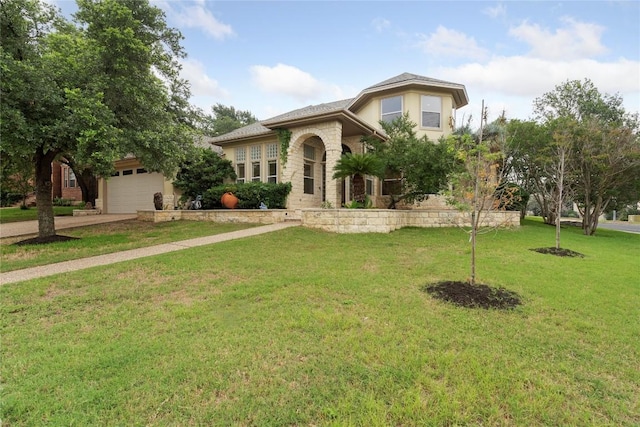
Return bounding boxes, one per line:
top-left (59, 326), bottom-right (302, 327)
top-left (531, 79), bottom-right (640, 235)
top-left (342, 195), bottom-right (373, 209)
top-left (53, 197), bottom-right (74, 207)
top-left (201, 104), bottom-right (257, 136)
top-left (332, 153), bottom-right (385, 180)
top-left (276, 128), bottom-right (292, 166)
top-left (0, 191), bottom-right (24, 208)
top-left (0, 0), bottom-right (196, 237)
top-left (333, 153), bottom-right (384, 204)
top-left (364, 113), bottom-right (457, 208)
top-left (173, 148), bottom-right (236, 199)
top-left (203, 182), bottom-right (292, 209)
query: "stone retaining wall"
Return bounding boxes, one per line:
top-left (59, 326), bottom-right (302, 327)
top-left (139, 208), bottom-right (520, 233)
top-left (137, 209), bottom-right (299, 224)
top-left (301, 209), bottom-right (520, 233)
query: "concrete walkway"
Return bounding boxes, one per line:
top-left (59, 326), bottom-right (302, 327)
top-left (0, 214), bottom-right (138, 238)
top-left (0, 221), bottom-right (300, 286)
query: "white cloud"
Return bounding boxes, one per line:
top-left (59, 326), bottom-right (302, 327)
top-left (180, 59), bottom-right (229, 98)
top-left (372, 17), bottom-right (391, 33)
top-left (250, 64), bottom-right (327, 102)
top-left (437, 56), bottom-right (639, 96)
top-left (417, 26), bottom-right (488, 61)
top-left (435, 56), bottom-right (640, 121)
top-left (509, 17), bottom-right (607, 60)
top-left (163, 2), bottom-right (234, 40)
top-left (484, 3), bottom-right (507, 19)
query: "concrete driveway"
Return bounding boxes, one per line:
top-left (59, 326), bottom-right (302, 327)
top-left (0, 214), bottom-right (137, 238)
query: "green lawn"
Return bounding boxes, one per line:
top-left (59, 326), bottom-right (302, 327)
top-left (0, 206), bottom-right (76, 223)
top-left (0, 220), bottom-right (257, 272)
top-left (1, 220), bottom-right (639, 425)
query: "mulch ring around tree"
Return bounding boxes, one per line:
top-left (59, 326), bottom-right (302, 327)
top-left (422, 281), bottom-right (522, 310)
top-left (530, 247), bottom-right (585, 258)
top-left (13, 235), bottom-right (79, 246)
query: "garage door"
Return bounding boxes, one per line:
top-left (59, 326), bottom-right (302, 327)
top-left (106, 168), bottom-right (164, 213)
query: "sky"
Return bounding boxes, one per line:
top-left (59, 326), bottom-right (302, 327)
top-left (54, 0), bottom-right (640, 126)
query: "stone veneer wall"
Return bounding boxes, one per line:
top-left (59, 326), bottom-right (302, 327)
top-left (301, 209), bottom-right (520, 233)
top-left (138, 209), bottom-right (299, 224)
top-left (139, 208), bottom-right (520, 233)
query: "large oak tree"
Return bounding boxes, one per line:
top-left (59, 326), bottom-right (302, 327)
top-left (1, 0), bottom-right (196, 238)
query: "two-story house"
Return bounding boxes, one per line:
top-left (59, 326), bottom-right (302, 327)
top-left (209, 72), bottom-right (468, 210)
top-left (96, 72), bottom-right (468, 213)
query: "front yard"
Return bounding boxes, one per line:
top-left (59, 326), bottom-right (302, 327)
top-left (1, 220), bottom-right (638, 425)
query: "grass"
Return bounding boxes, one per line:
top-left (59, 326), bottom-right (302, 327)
top-left (1, 219), bottom-right (639, 425)
top-left (0, 220), bottom-right (257, 272)
top-left (0, 206), bottom-right (77, 223)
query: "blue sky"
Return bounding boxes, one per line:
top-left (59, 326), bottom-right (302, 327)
top-left (55, 0), bottom-right (640, 125)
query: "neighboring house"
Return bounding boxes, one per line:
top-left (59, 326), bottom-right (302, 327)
top-left (210, 72), bottom-right (468, 210)
top-left (52, 161), bottom-right (83, 202)
top-left (95, 72), bottom-right (468, 213)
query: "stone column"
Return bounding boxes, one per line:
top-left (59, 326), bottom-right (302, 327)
top-left (323, 121), bottom-right (343, 208)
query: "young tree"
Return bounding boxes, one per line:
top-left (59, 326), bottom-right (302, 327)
top-left (332, 153), bottom-right (385, 205)
top-left (445, 105), bottom-right (513, 286)
top-left (364, 113), bottom-right (457, 208)
top-left (1, 0), bottom-right (195, 238)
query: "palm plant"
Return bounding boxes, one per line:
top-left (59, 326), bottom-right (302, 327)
top-left (333, 153), bottom-right (385, 204)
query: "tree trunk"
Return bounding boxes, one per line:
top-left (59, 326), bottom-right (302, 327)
top-left (76, 167), bottom-right (98, 206)
top-left (35, 150), bottom-right (58, 238)
top-left (352, 174), bottom-right (365, 203)
top-left (582, 196), bottom-right (604, 236)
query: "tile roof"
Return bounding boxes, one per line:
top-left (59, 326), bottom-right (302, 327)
top-left (363, 72), bottom-right (462, 91)
top-left (261, 98), bottom-right (353, 125)
top-left (208, 121), bottom-right (272, 144)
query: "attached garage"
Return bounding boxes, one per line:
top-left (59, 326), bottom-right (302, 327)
top-left (105, 167), bottom-right (165, 213)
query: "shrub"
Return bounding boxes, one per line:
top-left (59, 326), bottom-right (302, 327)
top-left (53, 197), bottom-right (74, 206)
top-left (203, 182), bottom-right (292, 209)
top-left (0, 191), bottom-right (23, 207)
top-left (173, 148), bottom-right (236, 199)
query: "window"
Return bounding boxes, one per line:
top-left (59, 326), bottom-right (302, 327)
top-left (303, 143), bottom-right (316, 160)
top-left (267, 160), bottom-right (277, 183)
top-left (236, 147), bottom-right (246, 162)
top-left (250, 145), bottom-right (261, 182)
top-left (266, 143), bottom-right (278, 159)
top-left (303, 143), bottom-right (315, 194)
top-left (266, 143), bottom-right (277, 183)
top-left (64, 168), bottom-right (77, 188)
top-left (136, 168), bottom-right (147, 174)
top-left (235, 147), bottom-right (246, 183)
top-left (237, 164), bottom-right (245, 184)
top-left (366, 177), bottom-right (374, 196)
top-left (421, 95), bottom-right (441, 128)
top-left (381, 96), bottom-right (403, 123)
top-left (252, 162), bottom-right (261, 182)
top-left (122, 169), bottom-right (133, 176)
top-left (304, 163), bottom-right (314, 194)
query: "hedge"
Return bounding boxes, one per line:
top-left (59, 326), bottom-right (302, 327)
top-left (202, 182), bottom-right (292, 209)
